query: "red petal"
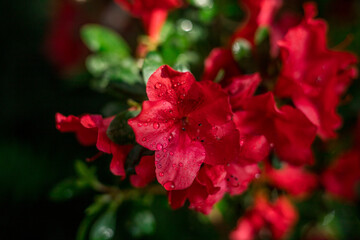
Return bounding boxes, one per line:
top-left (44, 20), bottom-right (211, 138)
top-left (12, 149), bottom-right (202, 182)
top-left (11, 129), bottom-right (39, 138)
top-left (146, 65), bottom-right (196, 105)
top-left (130, 155), bottom-right (156, 187)
top-left (275, 3), bottom-right (358, 139)
top-left (225, 163), bottom-right (260, 195)
top-left (234, 92), bottom-right (316, 165)
top-left (155, 133), bottom-right (205, 190)
top-left (240, 135), bottom-right (270, 163)
top-left (109, 144), bottom-right (133, 177)
top-left (128, 100), bottom-right (179, 151)
top-left (225, 73), bottom-right (261, 110)
top-left (55, 113), bottom-right (98, 146)
top-left (202, 48), bottom-right (241, 86)
top-left (265, 162), bottom-right (318, 197)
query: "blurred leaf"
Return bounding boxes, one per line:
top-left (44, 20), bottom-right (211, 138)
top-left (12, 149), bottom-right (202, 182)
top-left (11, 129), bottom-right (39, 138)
top-left (255, 27), bottom-right (269, 45)
top-left (75, 160), bottom-right (97, 183)
top-left (81, 24), bottom-right (130, 58)
top-left (125, 144), bottom-right (153, 174)
top-left (49, 178), bottom-right (89, 201)
top-left (232, 38), bottom-right (252, 61)
top-left (271, 155), bottom-right (283, 170)
top-left (128, 210), bottom-right (156, 238)
top-left (142, 52), bottom-right (164, 84)
top-left (77, 199), bottom-right (109, 240)
top-left (89, 206), bottom-right (117, 240)
top-left (107, 109), bottom-right (140, 145)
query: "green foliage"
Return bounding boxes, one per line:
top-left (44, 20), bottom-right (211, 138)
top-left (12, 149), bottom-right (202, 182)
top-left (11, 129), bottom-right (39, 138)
top-left (81, 24), bottom-right (130, 58)
top-left (107, 109), bottom-right (140, 145)
top-left (142, 52), bottom-right (164, 84)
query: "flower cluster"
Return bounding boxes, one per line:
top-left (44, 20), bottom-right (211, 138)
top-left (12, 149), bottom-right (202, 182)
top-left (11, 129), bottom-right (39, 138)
top-left (54, 0), bottom-right (359, 239)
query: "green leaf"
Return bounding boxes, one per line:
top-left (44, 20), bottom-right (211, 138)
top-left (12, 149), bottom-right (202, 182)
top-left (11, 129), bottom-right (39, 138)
top-left (125, 144), bottom-right (153, 174)
top-left (77, 199), bottom-right (109, 240)
top-left (254, 27), bottom-right (269, 45)
top-left (89, 206), bottom-right (117, 240)
top-left (232, 38), bottom-right (252, 61)
top-left (107, 109), bottom-right (140, 145)
top-left (81, 24), bottom-right (130, 58)
top-left (128, 210), bottom-right (156, 238)
top-left (49, 178), bottom-right (89, 201)
top-left (75, 160), bottom-right (97, 183)
top-left (271, 155), bottom-right (283, 170)
top-left (142, 52), bottom-right (164, 85)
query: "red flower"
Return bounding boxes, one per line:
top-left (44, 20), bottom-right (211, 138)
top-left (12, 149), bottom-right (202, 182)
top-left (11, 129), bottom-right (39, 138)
top-left (202, 48), bottom-right (262, 110)
top-left (56, 113), bottom-right (132, 177)
top-left (55, 113), bottom-right (98, 146)
top-left (265, 162), bottom-right (318, 197)
top-left (234, 92), bottom-right (317, 165)
top-left (232, 0), bottom-right (283, 56)
top-left (168, 163), bottom-right (259, 214)
top-left (322, 149), bottom-right (360, 201)
top-left (275, 3), bottom-right (358, 139)
top-left (114, 0), bottom-right (182, 42)
top-left (128, 65), bottom-right (240, 190)
top-left (202, 48), bottom-right (241, 86)
top-left (230, 194), bottom-right (298, 240)
top-left (130, 155), bottom-right (156, 188)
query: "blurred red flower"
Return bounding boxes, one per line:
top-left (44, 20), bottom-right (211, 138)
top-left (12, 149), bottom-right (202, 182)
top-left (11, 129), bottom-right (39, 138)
top-left (230, 194), bottom-right (298, 240)
top-left (275, 3), bottom-right (358, 139)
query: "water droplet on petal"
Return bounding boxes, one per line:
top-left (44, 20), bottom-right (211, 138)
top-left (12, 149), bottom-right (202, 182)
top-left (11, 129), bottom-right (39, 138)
top-left (155, 160), bottom-right (159, 165)
top-left (153, 122), bottom-right (160, 129)
top-left (178, 162), bottom-right (183, 167)
top-left (255, 173), bottom-right (260, 179)
top-left (172, 163), bottom-right (177, 167)
top-left (147, 118), bottom-right (151, 122)
top-left (201, 152), bottom-right (206, 156)
top-left (156, 143), bottom-right (163, 150)
top-left (155, 82), bottom-right (162, 89)
top-left (137, 123), bottom-right (143, 127)
top-left (144, 123), bottom-right (148, 126)
top-left (159, 172), bottom-right (164, 177)
top-left (270, 143), bottom-right (274, 148)
top-left (163, 149), bottom-right (167, 153)
top-left (156, 154), bottom-right (160, 158)
top-left (164, 181), bottom-right (175, 190)
top-left (169, 152), bottom-right (174, 156)
top-left (240, 140), bottom-right (244, 146)
top-left (142, 137), bottom-right (147, 141)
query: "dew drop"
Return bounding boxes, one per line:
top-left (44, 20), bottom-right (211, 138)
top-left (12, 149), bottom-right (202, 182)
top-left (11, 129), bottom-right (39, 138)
top-left (147, 118), bottom-right (151, 122)
top-left (164, 181), bottom-right (175, 190)
top-left (201, 152), bottom-right (206, 156)
top-left (270, 143), bottom-right (274, 148)
top-left (155, 82), bottom-right (162, 89)
top-left (156, 143), bottom-right (163, 150)
top-left (142, 137), bottom-right (147, 141)
top-left (156, 154), bottom-right (160, 158)
top-left (163, 149), bottom-right (167, 153)
top-left (172, 163), bottom-right (177, 167)
top-left (144, 123), bottom-right (148, 126)
top-left (240, 140), bottom-right (244, 146)
top-left (178, 162), bottom-right (183, 167)
top-left (137, 123), bottom-right (143, 127)
top-left (159, 172), bottom-right (164, 177)
top-left (153, 122), bottom-right (160, 129)
top-left (170, 152), bottom-right (174, 156)
top-left (155, 160), bottom-right (159, 165)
